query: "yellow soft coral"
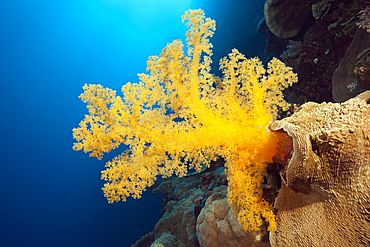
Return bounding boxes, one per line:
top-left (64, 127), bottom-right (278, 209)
top-left (72, 9), bottom-right (297, 232)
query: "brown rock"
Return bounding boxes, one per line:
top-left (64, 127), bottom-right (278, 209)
top-left (264, 0), bottom-right (312, 38)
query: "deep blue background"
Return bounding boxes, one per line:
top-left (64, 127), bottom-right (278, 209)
top-left (0, 0), bottom-right (266, 246)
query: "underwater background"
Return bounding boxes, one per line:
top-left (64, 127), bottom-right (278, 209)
top-left (0, 0), bottom-right (266, 246)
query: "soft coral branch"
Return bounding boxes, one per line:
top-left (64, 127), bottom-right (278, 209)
top-left (72, 9), bottom-right (297, 231)
top-left (357, 3), bottom-right (370, 33)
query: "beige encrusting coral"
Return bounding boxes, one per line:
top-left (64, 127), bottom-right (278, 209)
top-left (196, 186), bottom-right (270, 247)
top-left (269, 91), bottom-right (370, 246)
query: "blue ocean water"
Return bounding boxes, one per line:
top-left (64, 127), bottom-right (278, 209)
top-left (0, 0), bottom-right (266, 246)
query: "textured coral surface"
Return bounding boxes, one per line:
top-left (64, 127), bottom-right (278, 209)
top-left (196, 186), bottom-right (270, 247)
top-left (270, 91), bottom-right (370, 246)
